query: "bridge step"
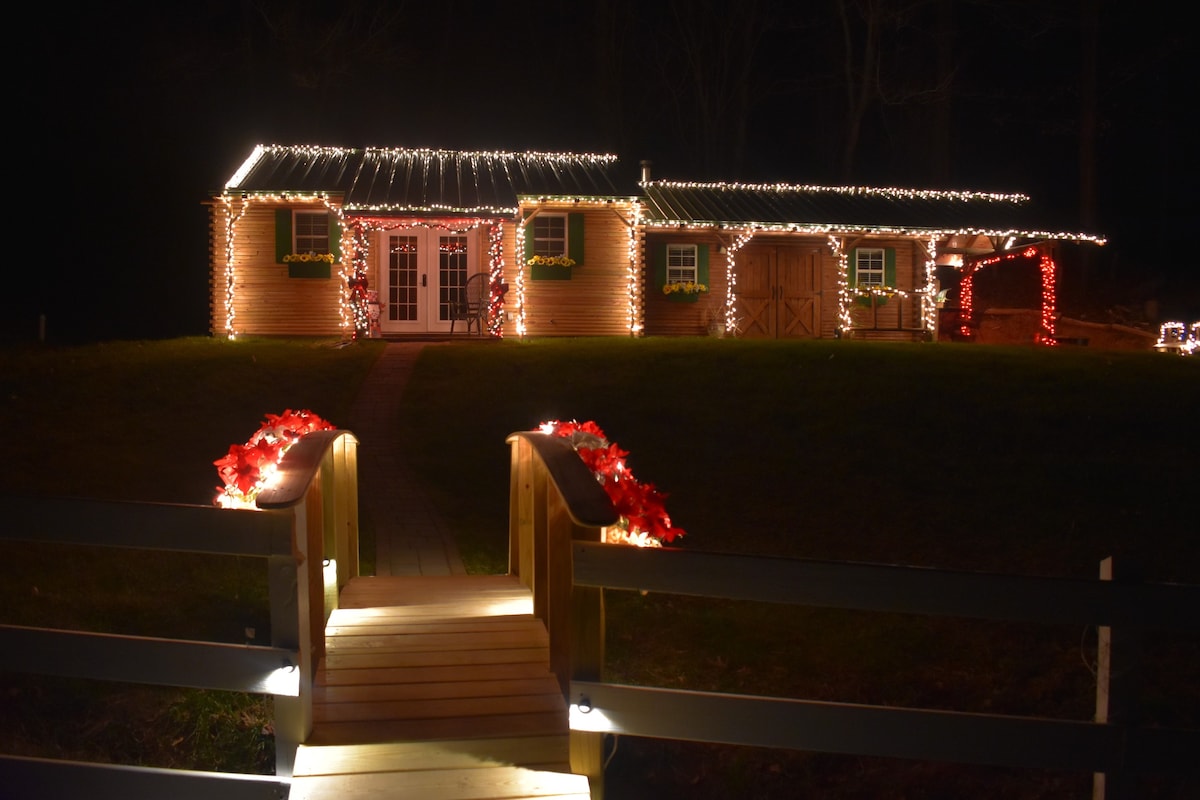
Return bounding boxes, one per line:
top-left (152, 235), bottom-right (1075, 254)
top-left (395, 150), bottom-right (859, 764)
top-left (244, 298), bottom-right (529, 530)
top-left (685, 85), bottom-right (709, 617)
top-left (291, 739), bottom-right (590, 799)
top-left (291, 574), bottom-right (589, 798)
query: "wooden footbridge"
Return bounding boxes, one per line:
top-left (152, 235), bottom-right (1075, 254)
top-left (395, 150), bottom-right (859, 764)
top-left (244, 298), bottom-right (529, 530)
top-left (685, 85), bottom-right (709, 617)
top-left (290, 573), bottom-right (588, 799)
top-left (3, 430), bottom-right (1198, 799)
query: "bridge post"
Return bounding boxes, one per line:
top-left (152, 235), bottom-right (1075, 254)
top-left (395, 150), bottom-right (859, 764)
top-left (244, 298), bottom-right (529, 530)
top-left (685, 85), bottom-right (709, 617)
top-left (269, 501), bottom-right (314, 778)
top-left (570, 570), bottom-right (606, 800)
top-left (1092, 555), bottom-right (1142, 800)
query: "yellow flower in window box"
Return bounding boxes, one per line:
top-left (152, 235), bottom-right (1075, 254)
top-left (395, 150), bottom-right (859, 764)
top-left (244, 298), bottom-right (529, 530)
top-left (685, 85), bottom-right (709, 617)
top-left (527, 255), bottom-right (576, 268)
top-left (282, 252), bottom-right (335, 264)
top-left (663, 281), bottom-right (707, 302)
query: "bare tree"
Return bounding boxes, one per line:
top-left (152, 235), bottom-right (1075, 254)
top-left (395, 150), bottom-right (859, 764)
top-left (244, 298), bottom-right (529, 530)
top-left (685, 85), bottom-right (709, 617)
top-left (244, 0), bottom-right (410, 95)
top-left (655, 0), bottom-right (776, 177)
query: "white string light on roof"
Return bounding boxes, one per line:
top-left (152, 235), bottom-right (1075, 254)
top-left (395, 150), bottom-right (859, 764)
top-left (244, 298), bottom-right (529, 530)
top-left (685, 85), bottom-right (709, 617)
top-left (647, 179), bottom-right (1031, 204)
top-left (363, 147), bottom-right (618, 164)
top-left (347, 203), bottom-right (518, 216)
top-left (641, 218), bottom-right (1106, 244)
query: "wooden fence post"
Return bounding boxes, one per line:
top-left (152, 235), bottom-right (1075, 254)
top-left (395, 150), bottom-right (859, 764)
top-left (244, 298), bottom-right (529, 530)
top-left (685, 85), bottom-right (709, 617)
top-left (270, 501), bottom-right (314, 779)
top-left (570, 525), bottom-right (606, 800)
top-left (1092, 555), bottom-right (1142, 800)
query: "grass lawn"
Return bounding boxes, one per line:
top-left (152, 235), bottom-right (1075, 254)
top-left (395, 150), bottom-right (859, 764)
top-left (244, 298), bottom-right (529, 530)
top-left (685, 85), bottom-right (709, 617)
top-left (0, 336), bottom-right (385, 774)
top-left (1, 335), bottom-right (1196, 797)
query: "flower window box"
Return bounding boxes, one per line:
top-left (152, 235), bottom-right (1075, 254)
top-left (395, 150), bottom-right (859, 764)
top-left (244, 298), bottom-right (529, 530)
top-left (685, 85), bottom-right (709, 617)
top-left (663, 282), bottom-right (707, 303)
top-left (283, 252), bottom-right (335, 279)
top-left (528, 255), bottom-right (575, 281)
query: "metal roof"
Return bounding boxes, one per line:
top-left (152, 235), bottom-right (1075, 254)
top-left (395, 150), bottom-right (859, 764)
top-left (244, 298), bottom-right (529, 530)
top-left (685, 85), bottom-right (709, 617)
top-left (640, 180), bottom-right (1105, 244)
top-left (224, 144), bottom-right (629, 216)
top-left (220, 144), bottom-right (1105, 244)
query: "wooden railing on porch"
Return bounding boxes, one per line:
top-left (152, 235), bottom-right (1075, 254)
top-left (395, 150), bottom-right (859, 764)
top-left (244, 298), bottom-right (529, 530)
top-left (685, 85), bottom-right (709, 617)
top-left (0, 429), bottom-right (360, 798)
top-left (842, 291), bottom-right (933, 340)
top-left (506, 431), bottom-right (1200, 799)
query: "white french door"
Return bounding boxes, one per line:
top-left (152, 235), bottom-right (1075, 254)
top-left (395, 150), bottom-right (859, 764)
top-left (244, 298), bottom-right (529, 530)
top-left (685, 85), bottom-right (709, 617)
top-left (378, 227), bottom-right (475, 333)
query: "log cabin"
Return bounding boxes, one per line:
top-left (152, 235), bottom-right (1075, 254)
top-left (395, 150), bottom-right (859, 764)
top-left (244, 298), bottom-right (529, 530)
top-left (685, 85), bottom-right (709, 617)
top-left (207, 145), bottom-right (1106, 342)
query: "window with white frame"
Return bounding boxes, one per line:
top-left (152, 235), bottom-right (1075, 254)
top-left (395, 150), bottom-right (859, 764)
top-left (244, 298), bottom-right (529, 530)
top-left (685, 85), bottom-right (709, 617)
top-left (666, 244), bottom-right (699, 284)
top-left (294, 211), bottom-right (330, 254)
top-left (533, 214), bottom-right (567, 257)
top-left (856, 248), bottom-right (885, 286)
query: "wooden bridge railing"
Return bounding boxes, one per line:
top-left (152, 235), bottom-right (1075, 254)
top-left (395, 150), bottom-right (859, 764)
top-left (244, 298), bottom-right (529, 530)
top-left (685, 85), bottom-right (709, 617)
top-left (0, 429), bottom-right (360, 798)
top-left (506, 430), bottom-right (1200, 800)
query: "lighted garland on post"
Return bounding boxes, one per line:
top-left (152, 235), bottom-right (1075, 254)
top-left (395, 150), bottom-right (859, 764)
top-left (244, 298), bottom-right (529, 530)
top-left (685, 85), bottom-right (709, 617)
top-left (922, 237), bottom-right (939, 334)
top-left (514, 216), bottom-right (529, 337)
top-left (347, 223), bottom-right (371, 340)
top-left (487, 222), bottom-right (505, 337)
top-left (723, 229), bottom-right (755, 335)
top-left (538, 419), bottom-right (685, 547)
top-left (626, 207), bottom-right (644, 335)
top-left (213, 409), bottom-right (336, 509)
top-left (831, 236), bottom-right (852, 334)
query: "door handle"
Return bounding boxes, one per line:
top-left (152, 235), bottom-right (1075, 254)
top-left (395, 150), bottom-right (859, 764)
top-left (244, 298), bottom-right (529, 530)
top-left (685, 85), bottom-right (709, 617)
top-left (422, 274), bottom-right (427, 287)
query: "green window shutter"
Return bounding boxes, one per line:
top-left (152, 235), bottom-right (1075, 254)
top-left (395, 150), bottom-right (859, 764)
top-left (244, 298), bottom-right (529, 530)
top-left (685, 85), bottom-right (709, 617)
top-left (275, 209), bottom-right (292, 264)
top-left (697, 244), bottom-right (710, 286)
top-left (523, 223), bottom-right (535, 263)
top-left (652, 243), bottom-right (667, 286)
top-left (568, 212), bottom-right (585, 265)
top-left (847, 248), bottom-right (857, 287)
top-left (328, 216), bottom-right (341, 262)
top-left (884, 248), bottom-right (896, 287)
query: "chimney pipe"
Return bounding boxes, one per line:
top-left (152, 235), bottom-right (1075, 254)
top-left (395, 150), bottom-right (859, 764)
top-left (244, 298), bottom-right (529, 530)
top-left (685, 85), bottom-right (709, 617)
top-left (640, 159), bottom-right (652, 183)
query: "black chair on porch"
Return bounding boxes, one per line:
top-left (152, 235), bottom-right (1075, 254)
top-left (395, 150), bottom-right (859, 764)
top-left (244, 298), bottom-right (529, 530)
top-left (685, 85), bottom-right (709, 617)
top-left (450, 272), bottom-right (488, 335)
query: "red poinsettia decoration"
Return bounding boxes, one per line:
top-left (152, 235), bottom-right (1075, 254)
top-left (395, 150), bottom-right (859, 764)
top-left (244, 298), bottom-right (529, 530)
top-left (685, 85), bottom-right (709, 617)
top-left (214, 409), bottom-right (336, 508)
top-left (538, 419), bottom-right (685, 547)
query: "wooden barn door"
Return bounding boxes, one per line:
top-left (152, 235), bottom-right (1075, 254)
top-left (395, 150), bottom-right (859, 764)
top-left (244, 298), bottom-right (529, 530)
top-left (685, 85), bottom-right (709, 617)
top-left (736, 245), bottom-right (820, 339)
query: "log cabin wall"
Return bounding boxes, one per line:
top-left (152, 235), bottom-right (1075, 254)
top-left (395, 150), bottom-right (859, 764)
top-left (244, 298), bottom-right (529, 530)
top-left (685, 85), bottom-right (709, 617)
top-left (501, 202), bottom-right (636, 338)
top-left (209, 200), bottom-right (344, 337)
top-left (642, 231), bottom-right (727, 337)
top-left (207, 199), bottom-right (226, 336)
top-left (824, 237), bottom-right (924, 341)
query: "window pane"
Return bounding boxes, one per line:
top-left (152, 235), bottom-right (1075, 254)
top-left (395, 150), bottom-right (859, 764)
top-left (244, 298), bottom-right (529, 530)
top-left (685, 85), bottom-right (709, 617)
top-left (295, 212), bottom-right (329, 254)
top-left (857, 248), bottom-right (884, 286)
top-left (534, 216), bottom-right (566, 257)
top-left (387, 235), bottom-right (419, 321)
top-left (439, 235), bottom-right (469, 322)
top-left (666, 244), bottom-right (698, 284)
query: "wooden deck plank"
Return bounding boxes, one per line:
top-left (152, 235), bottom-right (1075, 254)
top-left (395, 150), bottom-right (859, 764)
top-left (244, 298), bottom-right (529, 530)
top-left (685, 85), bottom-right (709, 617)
top-left (336, 575), bottom-right (534, 614)
top-left (291, 766), bottom-right (589, 800)
top-left (292, 736), bottom-right (572, 775)
top-left (326, 630), bottom-right (548, 654)
top-left (316, 661), bottom-right (554, 686)
top-left (333, 600), bottom-right (535, 618)
top-left (316, 676), bottom-right (562, 704)
top-left (305, 711), bottom-right (571, 746)
top-left (315, 692), bottom-right (568, 723)
top-left (326, 616), bottom-right (541, 636)
top-left (321, 646), bottom-right (548, 670)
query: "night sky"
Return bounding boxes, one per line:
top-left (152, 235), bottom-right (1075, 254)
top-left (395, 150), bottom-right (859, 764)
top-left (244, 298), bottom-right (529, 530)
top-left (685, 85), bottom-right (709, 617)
top-left (10, 1), bottom-right (1191, 344)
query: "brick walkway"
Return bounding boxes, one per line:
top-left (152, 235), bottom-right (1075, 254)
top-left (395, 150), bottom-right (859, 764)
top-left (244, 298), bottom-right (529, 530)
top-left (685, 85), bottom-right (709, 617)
top-left (346, 343), bottom-right (466, 576)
